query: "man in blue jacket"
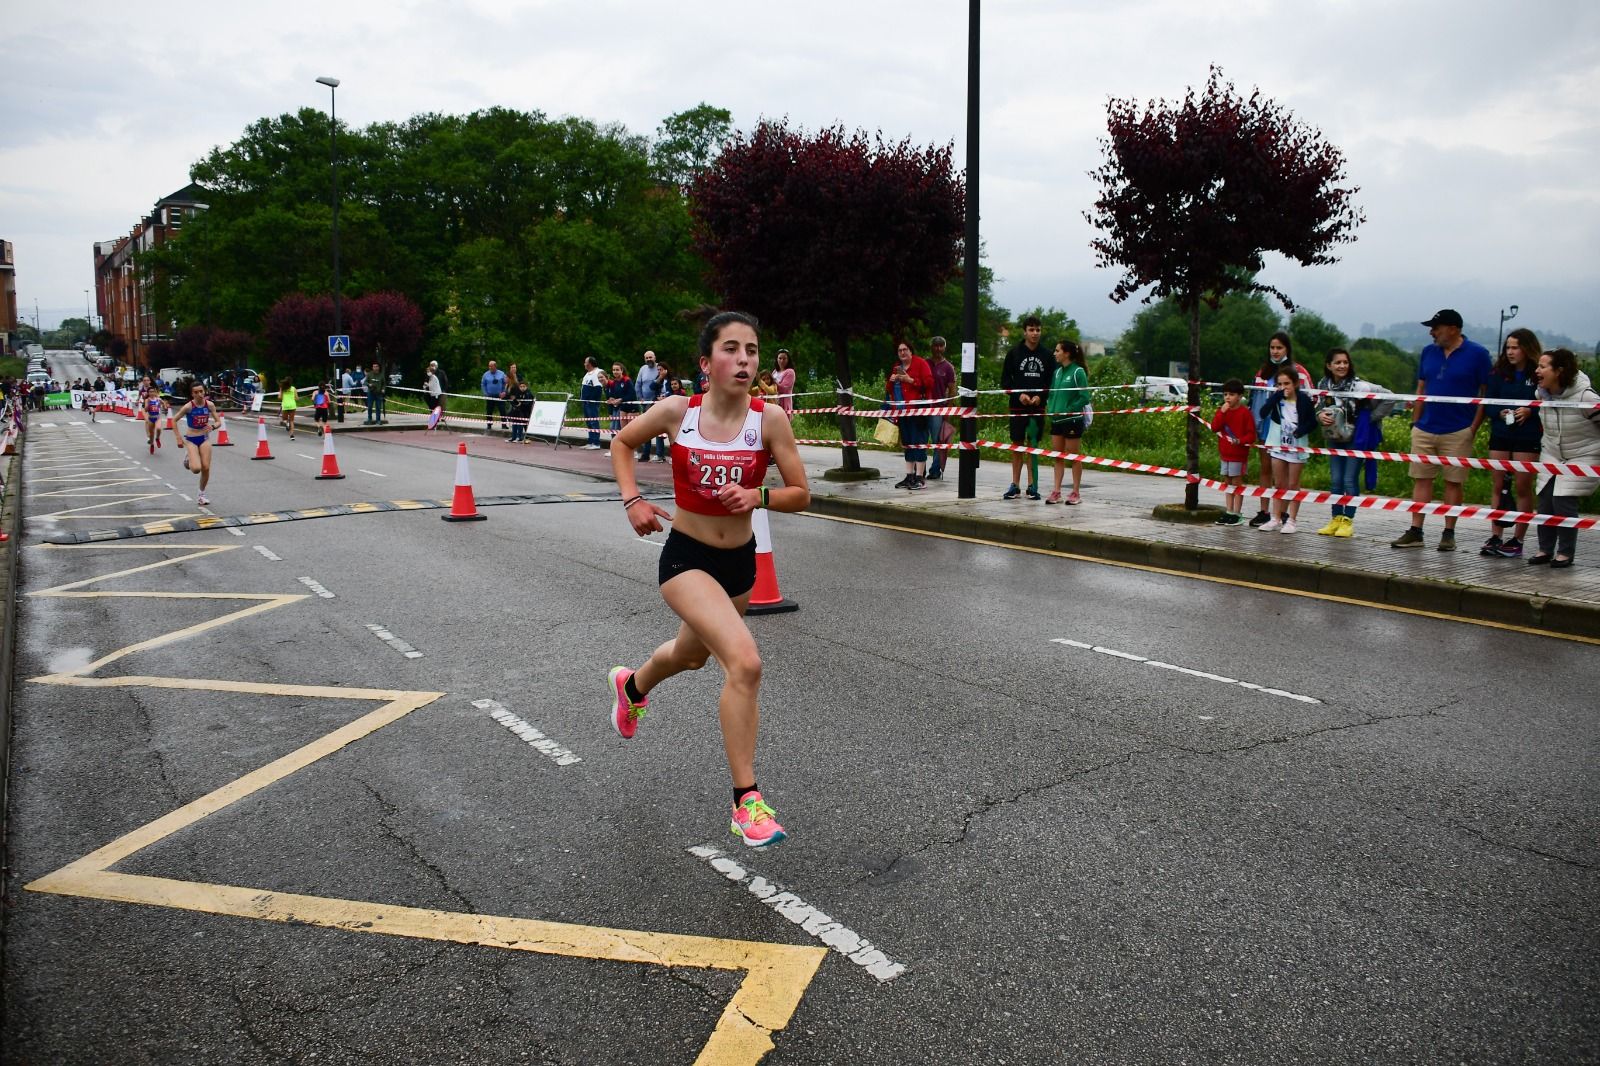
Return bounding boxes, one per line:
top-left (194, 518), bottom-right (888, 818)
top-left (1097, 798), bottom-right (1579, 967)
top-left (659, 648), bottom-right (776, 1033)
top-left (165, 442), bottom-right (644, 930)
top-left (481, 360), bottom-right (508, 431)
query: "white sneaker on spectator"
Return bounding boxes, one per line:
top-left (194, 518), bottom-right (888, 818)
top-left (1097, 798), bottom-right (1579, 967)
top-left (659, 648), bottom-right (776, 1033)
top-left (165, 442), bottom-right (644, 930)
top-left (1259, 517), bottom-right (1282, 532)
top-left (1280, 518), bottom-right (1298, 534)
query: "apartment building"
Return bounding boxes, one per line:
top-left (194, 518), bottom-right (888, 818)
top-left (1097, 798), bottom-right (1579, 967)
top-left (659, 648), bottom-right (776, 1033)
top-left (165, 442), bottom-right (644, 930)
top-left (1, 239), bottom-right (15, 356)
top-left (93, 183), bottom-right (208, 368)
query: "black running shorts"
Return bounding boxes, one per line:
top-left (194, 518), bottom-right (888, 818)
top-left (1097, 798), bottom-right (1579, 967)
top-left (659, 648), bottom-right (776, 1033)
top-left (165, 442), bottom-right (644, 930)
top-left (659, 530), bottom-right (757, 598)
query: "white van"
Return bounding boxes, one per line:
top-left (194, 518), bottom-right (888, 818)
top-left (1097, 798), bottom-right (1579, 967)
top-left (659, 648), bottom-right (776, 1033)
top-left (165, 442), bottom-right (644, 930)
top-left (157, 367), bottom-right (187, 388)
top-left (1134, 375), bottom-right (1189, 402)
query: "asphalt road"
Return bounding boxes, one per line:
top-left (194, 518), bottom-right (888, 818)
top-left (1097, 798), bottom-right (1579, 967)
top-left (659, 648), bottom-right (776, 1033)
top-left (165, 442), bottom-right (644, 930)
top-left (4, 413), bottom-right (1596, 1065)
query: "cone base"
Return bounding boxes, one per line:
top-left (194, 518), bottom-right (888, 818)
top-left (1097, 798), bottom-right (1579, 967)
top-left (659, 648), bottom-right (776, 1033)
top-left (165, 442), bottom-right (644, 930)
top-left (442, 513), bottom-right (488, 522)
top-left (745, 598), bottom-right (798, 615)
top-left (250, 456), bottom-right (275, 461)
top-left (315, 474), bottom-right (346, 480)
top-left (215, 441), bottom-right (234, 447)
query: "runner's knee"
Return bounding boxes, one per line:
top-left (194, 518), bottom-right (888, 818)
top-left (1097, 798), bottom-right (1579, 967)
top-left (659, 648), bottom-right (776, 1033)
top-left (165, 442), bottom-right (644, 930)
top-left (722, 648), bottom-right (762, 690)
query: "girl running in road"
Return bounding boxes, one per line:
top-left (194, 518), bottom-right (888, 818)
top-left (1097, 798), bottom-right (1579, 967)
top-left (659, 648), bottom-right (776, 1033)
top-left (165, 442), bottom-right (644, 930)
top-left (607, 311), bottom-right (810, 848)
top-left (278, 378), bottom-right (298, 439)
top-left (143, 378), bottom-right (166, 454)
top-left (171, 379), bottom-right (217, 507)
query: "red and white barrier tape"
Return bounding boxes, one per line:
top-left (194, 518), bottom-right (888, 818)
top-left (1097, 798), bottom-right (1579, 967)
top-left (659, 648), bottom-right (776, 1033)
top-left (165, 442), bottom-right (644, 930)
top-left (1196, 477), bottom-right (1599, 529)
top-left (1187, 412), bottom-right (1600, 477)
top-left (953, 439), bottom-right (1600, 529)
top-left (789, 403), bottom-right (1194, 418)
top-left (1238, 382), bottom-right (1600, 409)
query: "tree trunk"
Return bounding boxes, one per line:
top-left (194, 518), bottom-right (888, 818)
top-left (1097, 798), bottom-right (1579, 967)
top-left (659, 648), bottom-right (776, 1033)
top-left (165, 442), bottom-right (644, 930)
top-left (832, 329), bottom-right (862, 472)
top-left (1185, 302), bottom-right (1201, 510)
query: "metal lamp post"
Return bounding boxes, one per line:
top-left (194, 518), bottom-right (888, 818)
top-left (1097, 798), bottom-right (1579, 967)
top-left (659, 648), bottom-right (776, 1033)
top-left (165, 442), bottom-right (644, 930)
top-left (1497, 305), bottom-right (1519, 356)
top-left (957, 0), bottom-right (981, 498)
top-left (316, 75), bottom-right (344, 420)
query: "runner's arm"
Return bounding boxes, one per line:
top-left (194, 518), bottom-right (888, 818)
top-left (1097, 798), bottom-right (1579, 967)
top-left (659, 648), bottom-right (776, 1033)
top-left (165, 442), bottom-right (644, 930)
top-left (612, 396), bottom-right (684, 535)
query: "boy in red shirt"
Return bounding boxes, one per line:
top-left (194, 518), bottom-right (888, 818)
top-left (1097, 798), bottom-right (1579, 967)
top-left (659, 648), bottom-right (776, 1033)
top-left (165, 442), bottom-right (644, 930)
top-left (1211, 378), bottom-right (1257, 525)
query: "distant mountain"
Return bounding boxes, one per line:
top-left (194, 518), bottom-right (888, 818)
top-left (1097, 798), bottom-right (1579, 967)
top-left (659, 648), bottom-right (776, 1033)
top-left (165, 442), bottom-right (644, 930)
top-left (1374, 321), bottom-right (1589, 354)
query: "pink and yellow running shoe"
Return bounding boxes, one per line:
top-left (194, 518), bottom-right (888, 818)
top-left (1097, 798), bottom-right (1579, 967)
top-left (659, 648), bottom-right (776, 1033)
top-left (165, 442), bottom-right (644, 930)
top-left (730, 791), bottom-right (787, 848)
top-left (607, 666), bottom-right (647, 739)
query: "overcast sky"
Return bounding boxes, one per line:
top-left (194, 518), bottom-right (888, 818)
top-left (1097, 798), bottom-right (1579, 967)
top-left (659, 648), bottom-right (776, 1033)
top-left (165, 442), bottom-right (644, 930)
top-left (4, 0), bottom-right (1597, 347)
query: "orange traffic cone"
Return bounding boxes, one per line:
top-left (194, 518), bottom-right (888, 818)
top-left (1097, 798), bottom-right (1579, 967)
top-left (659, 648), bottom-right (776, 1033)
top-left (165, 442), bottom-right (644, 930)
top-left (214, 416), bottom-right (233, 446)
top-left (165, 414), bottom-right (175, 431)
top-left (745, 508), bottom-right (797, 614)
top-left (251, 417), bottom-right (275, 460)
top-left (315, 425), bottom-right (345, 479)
top-left (442, 441), bottom-right (487, 522)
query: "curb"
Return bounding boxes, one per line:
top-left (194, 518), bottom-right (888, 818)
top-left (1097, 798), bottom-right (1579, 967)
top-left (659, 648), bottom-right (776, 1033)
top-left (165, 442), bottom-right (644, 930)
top-left (0, 425), bottom-right (24, 878)
top-left (803, 495), bottom-right (1600, 640)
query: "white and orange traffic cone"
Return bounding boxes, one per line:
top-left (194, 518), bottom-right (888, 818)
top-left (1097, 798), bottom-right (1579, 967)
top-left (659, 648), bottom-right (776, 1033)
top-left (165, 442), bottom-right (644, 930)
top-left (165, 413), bottom-right (175, 431)
top-left (441, 441), bottom-right (487, 522)
top-left (214, 416), bottom-right (233, 446)
top-left (745, 508), bottom-right (797, 614)
top-left (315, 425), bottom-right (345, 480)
top-left (251, 417), bottom-right (274, 460)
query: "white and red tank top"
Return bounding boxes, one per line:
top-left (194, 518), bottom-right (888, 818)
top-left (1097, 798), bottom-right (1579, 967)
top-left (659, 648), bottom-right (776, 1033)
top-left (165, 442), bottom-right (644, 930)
top-left (671, 395), bottom-right (769, 516)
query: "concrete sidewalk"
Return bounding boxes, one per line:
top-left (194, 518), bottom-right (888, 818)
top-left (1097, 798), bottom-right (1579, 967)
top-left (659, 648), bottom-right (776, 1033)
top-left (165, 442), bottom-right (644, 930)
top-left (363, 422), bottom-right (1600, 640)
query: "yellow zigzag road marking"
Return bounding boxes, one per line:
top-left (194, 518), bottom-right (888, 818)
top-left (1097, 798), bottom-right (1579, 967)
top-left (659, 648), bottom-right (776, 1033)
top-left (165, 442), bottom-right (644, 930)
top-left (25, 543), bottom-right (822, 1065)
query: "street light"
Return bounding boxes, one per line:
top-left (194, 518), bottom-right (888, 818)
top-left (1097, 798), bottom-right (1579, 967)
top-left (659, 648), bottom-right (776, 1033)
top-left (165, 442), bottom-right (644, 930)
top-left (316, 75), bottom-right (344, 420)
top-left (1497, 304), bottom-right (1519, 356)
top-left (84, 289), bottom-right (92, 337)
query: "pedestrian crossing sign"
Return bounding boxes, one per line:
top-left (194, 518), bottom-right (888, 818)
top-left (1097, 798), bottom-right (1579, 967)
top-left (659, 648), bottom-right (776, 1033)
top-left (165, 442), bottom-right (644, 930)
top-left (328, 334), bottom-right (351, 357)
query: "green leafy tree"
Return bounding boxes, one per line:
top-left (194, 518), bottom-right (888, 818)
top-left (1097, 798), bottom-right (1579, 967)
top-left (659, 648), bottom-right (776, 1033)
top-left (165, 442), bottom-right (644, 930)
top-left (1010, 307), bottom-right (1080, 349)
top-left (653, 104), bottom-right (733, 188)
top-left (1087, 67), bottom-right (1364, 508)
top-left (1119, 292), bottom-right (1283, 384)
top-left (905, 256), bottom-right (1011, 361)
top-left (1349, 337), bottom-right (1417, 392)
top-left (1288, 310), bottom-right (1349, 373)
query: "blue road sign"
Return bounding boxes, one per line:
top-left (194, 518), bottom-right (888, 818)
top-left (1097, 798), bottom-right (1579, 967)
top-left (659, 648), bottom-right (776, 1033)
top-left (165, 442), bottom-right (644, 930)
top-left (329, 335), bottom-right (351, 357)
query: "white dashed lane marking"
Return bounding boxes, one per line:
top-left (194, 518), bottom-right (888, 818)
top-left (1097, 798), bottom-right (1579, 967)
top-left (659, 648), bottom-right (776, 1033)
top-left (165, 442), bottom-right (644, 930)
top-left (472, 699), bottom-right (580, 766)
top-left (688, 846), bottom-right (907, 982)
top-left (253, 544), bottom-right (282, 561)
top-left (225, 527), bottom-right (246, 537)
top-left (1051, 638), bottom-right (1322, 704)
top-left (297, 576), bottom-right (335, 599)
top-left (366, 623), bottom-right (423, 659)
top-left (357, 469), bottom-right (387, 477)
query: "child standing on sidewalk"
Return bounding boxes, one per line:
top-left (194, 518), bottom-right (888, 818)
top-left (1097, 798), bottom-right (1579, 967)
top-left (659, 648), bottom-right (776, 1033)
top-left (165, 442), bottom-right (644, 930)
top-left (1211, 379), bottom-right (1257, 524)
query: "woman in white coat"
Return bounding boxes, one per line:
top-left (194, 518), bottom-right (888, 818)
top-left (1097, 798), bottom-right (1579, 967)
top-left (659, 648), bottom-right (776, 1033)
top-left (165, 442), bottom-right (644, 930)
top-left (1529, 348), bottom-right (1600, 569)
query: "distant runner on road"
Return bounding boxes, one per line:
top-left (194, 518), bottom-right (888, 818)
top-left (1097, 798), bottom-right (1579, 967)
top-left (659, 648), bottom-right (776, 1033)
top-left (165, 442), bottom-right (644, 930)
top-left (170, 378), bottom-right (218, 507)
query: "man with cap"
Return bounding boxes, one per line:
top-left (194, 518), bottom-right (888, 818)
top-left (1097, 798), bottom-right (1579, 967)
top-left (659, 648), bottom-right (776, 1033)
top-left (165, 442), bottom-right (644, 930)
top-left (1391, 309), bottom-right (1492, 552)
